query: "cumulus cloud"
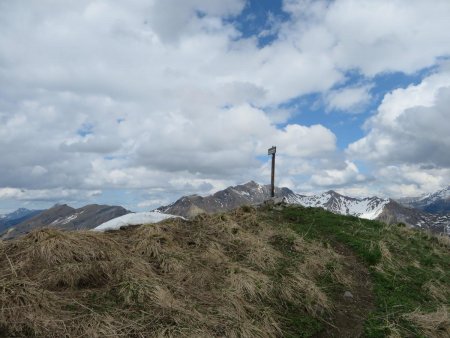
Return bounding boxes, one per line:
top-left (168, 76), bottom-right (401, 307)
top-left (348, 67), bottom-right (450, 167)
top-left (146, 0), bottom-right (245, 42)
top-left (310, 160), bottom-right (366, 187)
top-left (324, 84), bottom-right (373, 113)
top-left (282, 0), bottom-right (450, 76)
top-left (347, 65), bottom-right (450, 196)
top-left (1, 0), bottom-right (450, 209)
top-left (375, 165), bottom-right (450, 198)
top-left (273, 124), bottom-right (336, 157)
top-left (0, 187), bottom-right (102, 202)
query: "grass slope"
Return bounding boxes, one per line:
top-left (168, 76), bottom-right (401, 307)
top-left (274, 205), bottom-right (450, 337)
top-left (1, 207), bottom-right (363, 337)
top-left (0, 204), bottom-right (448, 337)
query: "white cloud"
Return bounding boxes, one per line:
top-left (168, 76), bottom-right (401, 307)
top-left (273, 124), bottom-right (336, 157)
top-left (1, 0), bottom-right (450, 209)
top-left (348, 66), bottom-right (450, 167)
top-left (310, 160), bottom-right (366, 187)
top-left (0, 187), bottom-right (101, 202)
top-left (282, 0), bottom-right (450, 76)
top-left (347, 65), bottom-right (450, 196)
top-left (146, 0), bottom-right (245, 42)
top-left (325, 84), bottom-right (372, 113)
top-left (137, 198), bottom-right (170, 209)
top-left (375, 165), bottom-right (450, 198)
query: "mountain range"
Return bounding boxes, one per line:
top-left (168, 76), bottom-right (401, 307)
top-left (0, 208), bottom-right (43, 234)
top-left (159, 181), bottom-right (450, 234)
top-left (396, 186), bottom-right (450, 214)
top-left (1, 204), bottom-right (130, 239)
top-left (2, 182), bottom-right (449, 238)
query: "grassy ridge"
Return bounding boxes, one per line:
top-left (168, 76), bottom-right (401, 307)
top-left (0, 207), bottom-right (363, 337)
top-left (273, 205), bottom-right (450, 337)
top-left (0, 205), bottom-right (448, 337)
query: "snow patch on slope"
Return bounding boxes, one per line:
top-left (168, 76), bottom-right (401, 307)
top-left (93, 211), bottom-right (181, 231)
top-left (50, 211), bottom-right (85, 226)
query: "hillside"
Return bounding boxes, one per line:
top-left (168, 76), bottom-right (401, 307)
top-left (0, 204), bottom-right (448, 337)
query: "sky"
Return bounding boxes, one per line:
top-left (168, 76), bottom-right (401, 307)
top-left (1, 0), bottom-right (450, 213)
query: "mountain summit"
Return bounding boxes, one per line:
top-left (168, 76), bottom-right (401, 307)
top-left (158, 181), bottom-right (298, 218)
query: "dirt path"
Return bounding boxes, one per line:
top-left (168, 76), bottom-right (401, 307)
top-left (317, 242), bottom-right (375, 338)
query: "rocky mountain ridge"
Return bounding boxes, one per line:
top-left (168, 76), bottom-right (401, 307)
top-left (0, 208), bottom-right (43, 234)
top-left (158, 181), bottom-right (450, 234)
top-left (1, 204), bottom-right (130, 239)
top-left (157, 181), bottom-right (298, 218)
top-left (287, 190), bottom-right (389, 220)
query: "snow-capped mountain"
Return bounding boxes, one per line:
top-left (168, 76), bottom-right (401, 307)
top-left (398, 186), bottom-right (450, 214)
top-left (158, 181), bottom-right (449, 234)
top-left (158, 181), bottom-right (388, 220)
top-left (287, 190), bottom-right (389, 220)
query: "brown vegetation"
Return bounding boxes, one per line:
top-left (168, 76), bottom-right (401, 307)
top-left (404, 306), bottom-right (450, 338)
top-left (0, 207), bottom-right (356, 337)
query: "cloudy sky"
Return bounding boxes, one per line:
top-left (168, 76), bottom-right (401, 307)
top-left (1, 0), bottom-right (450, 213)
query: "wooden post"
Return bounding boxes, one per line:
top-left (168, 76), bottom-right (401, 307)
top-left (268, 146), bottom-right (276, 198)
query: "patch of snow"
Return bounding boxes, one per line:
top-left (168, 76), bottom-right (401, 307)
top-left (237, 190), bottom-right (250, 196)
top-left (51, 210), bottom-right (85, 226)
top-left (93, 211), bottom-right (181, 231)
top-left (60, 214), bottom-right (78, 225)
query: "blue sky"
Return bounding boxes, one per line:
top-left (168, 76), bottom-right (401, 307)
top-left (1, 0), bottom-right (450, 213)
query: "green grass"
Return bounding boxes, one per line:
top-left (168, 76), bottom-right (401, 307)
top-left (267, 205), bottom-right (450, 337)
top-left (281, 307), bottom-right (323, 338)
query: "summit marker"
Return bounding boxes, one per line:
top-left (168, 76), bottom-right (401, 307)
top-left (268, 146), bottom-right (276, 198)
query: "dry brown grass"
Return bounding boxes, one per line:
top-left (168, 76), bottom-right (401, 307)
top-left (0, 207), bottom-right (354, 337)
top-left (404, 306), bottom-right (450, 338)
top-left (422, 280), bottom-right (450, 303)
top-left (435, 233), bottom-right (450, 249)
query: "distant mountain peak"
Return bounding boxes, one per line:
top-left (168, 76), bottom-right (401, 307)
top-left (1, 208), bottom-right (40, 221)
top-left (15, 207), bottom-right (31, 212)
top-left (242, 180), bottom-right (262, 188)
top-left (399, 185), bottom-right (450, 215)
